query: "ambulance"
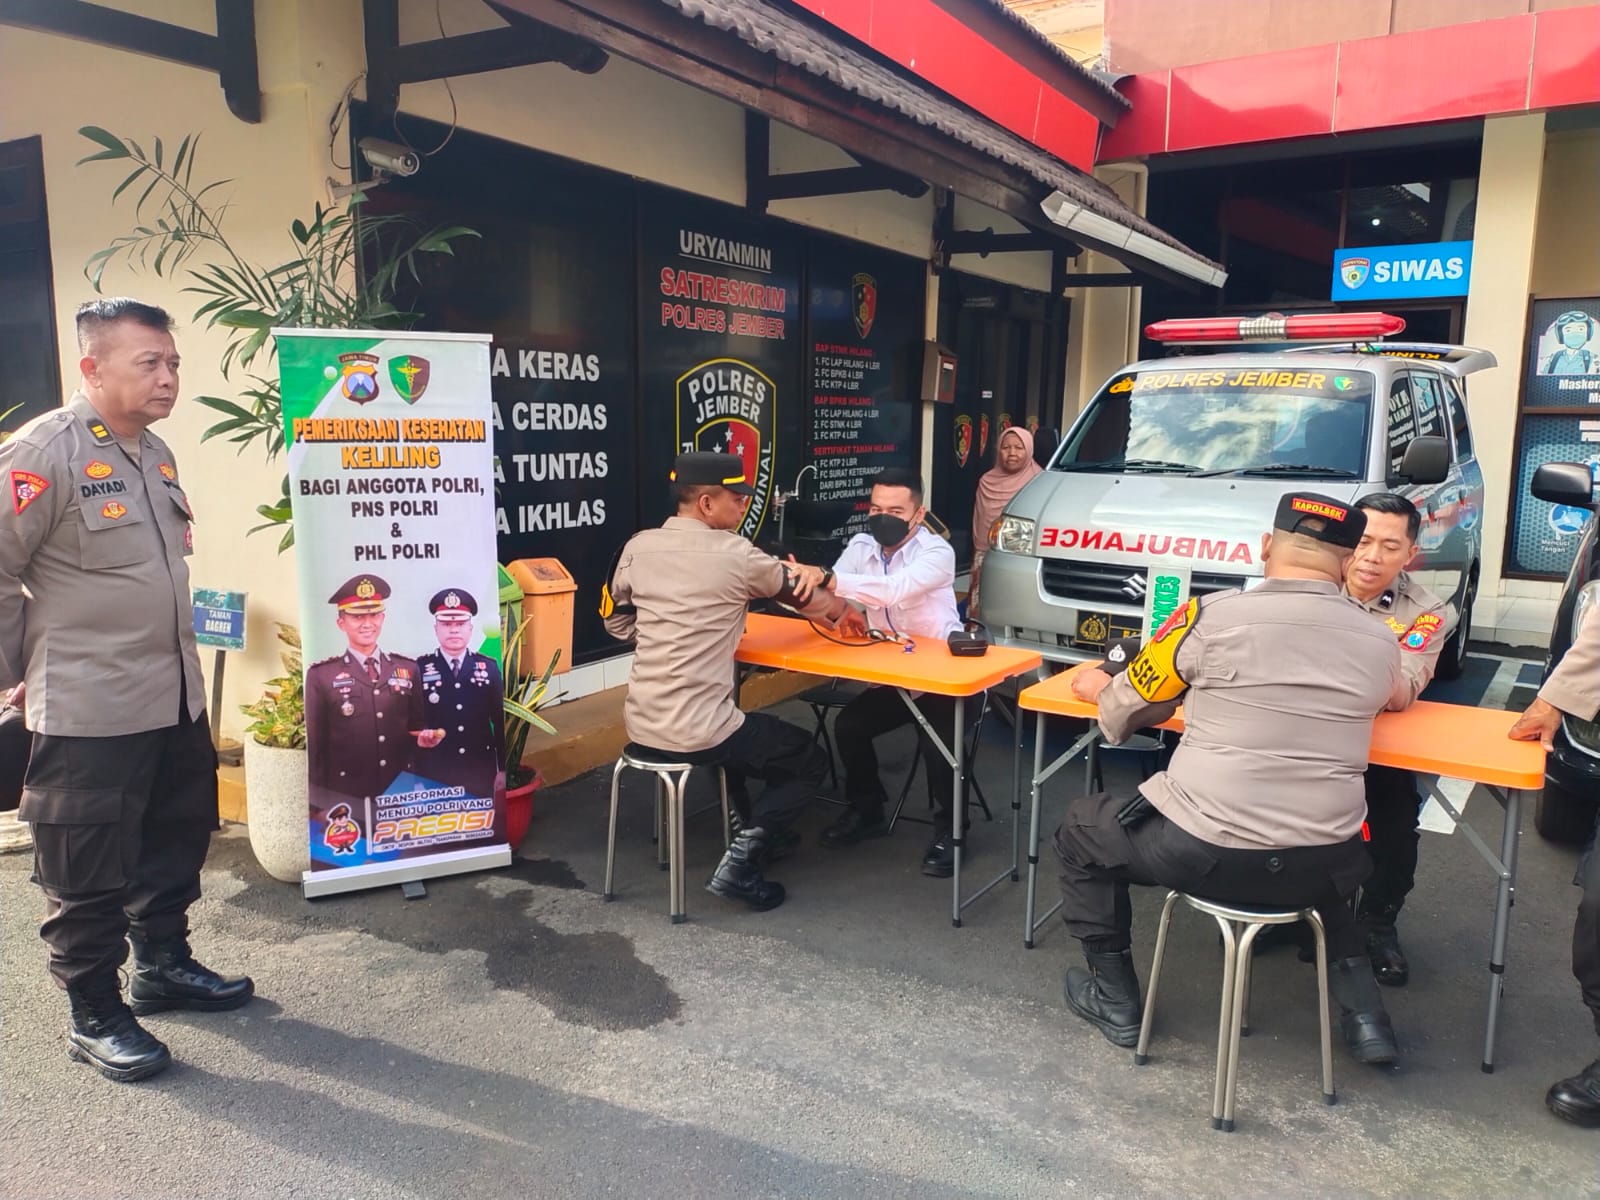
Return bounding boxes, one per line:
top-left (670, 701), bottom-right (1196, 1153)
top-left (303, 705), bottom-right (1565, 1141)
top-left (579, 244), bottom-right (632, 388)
top-left (979, 313), bottom-right (1490, 680)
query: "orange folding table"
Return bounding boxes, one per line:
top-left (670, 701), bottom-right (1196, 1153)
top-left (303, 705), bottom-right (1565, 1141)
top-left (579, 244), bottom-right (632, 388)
top-left (1016, 663), bottom-right (1547, 1072)
top-left (736, 613), bottom-right (1042, 925)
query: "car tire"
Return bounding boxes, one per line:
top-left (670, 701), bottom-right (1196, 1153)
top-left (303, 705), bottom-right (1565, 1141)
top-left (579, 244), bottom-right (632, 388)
top-left (1535, 779), bottom-right (1597, 845)
top-left (1435, 577), bottom-right (1475, 682)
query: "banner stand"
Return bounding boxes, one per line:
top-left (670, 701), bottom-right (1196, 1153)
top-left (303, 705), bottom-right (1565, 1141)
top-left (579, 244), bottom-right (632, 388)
top-left (302, 843), bottom-right (510, 900)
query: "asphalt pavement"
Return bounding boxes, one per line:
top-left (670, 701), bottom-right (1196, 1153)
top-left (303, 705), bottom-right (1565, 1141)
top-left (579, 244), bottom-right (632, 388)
top-left (3, 653), bottom-right (1599, 1199)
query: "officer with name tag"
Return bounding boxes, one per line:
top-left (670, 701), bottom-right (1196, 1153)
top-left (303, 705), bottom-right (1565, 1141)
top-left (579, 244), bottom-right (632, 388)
top-left (305, 575), bottom-right (440, 833)
top-left (1, 298), bottom-right (252, 1083)
top-left (1053, 493), bottom-right (1409, 1063)
top-left (414, 587), bottom-right (502, 800)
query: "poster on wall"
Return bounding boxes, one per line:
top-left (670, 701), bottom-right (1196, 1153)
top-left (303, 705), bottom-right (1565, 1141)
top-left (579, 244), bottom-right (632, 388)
top-left (274, 328), bottom-right (509, 898)
top-left (1506, 414), bottom-right (1600, 577)
top-left (1525, 297), bottom-right (1600, 409)
top-left (805, 238), bottom-right (922, 539)
top-left (638, 187), bottom-right (803, 543)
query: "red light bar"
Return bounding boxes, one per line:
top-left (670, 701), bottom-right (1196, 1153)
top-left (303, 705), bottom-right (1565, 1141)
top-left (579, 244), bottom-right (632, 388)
top-left (1145, 312), bottom-right (1408, 344)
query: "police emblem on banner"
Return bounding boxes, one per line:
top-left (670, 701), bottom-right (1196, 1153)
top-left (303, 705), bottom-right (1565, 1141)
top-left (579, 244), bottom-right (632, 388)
top-left (954, 414), bottom-right (973, 467)
top-left (338, 352), bottom-right (381, 404)
top-left (852, 273), bottom-right (877, 339)
top-left (389, 354), bottom-right (430, 404)
top-left (1341, 258), bottom-right (1371, 289)
top-left (676, 357), bottom-right (776, 540)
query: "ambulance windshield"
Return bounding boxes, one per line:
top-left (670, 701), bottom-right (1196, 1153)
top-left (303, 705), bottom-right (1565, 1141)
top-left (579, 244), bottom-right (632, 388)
top-left (1059, 367), bottom-right (1376, 478)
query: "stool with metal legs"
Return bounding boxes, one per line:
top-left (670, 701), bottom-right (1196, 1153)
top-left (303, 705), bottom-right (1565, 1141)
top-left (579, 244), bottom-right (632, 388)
top-left (603, 744), bottom-right (730, 924)
top-left (1134, 891), bottom-right (1334, 1132)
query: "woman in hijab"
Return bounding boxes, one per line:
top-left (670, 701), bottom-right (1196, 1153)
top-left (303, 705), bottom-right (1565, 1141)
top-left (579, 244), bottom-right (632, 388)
top-left (969, 425), bottom-right (1041, 619)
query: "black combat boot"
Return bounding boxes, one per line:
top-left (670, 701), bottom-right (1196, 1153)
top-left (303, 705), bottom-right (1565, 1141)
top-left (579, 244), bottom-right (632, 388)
top-left (1358, 902), bottom-right (1410, 987)
top-left (1064, 949), bottom-right (1143, 1047)
top-left (705, 827), bottom-right (786, 911)
top-left (1547, 1059), bottom-right (1600, 1128)
top-left (66, 975), bottom-right (172, 1082)
top-left (727, 808), bottom-right (800, 862)
top-left (1331, 955), bottom-right (1399, 1064)
top-left (129, 937), bottom-right (255, 1015)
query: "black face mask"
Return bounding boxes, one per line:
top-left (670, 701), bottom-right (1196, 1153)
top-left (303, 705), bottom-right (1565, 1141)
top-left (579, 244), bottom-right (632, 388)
top-left (867, 513), bottom-right (912, 548)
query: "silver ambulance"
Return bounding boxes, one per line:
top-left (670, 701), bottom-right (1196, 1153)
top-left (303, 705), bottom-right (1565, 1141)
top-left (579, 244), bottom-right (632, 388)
top-left (980, 314), bottom-right (1491, 680)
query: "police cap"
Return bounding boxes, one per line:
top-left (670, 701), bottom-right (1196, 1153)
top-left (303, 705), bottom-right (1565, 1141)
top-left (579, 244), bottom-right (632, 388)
top-left (670, 451), bottom-right (755, 496)
top-left (329, 574), bottom-right (391, 613)
top-left (428, 588), bottom-right (478, 622)
top-left (1274, 492), bottom-right (1366, 549)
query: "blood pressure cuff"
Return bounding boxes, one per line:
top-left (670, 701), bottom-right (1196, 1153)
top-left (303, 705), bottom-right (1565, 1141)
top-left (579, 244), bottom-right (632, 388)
top-left (598, 542), bottom-right (634, 619)
top-left (1125, 597), bottom-right (1198, 704)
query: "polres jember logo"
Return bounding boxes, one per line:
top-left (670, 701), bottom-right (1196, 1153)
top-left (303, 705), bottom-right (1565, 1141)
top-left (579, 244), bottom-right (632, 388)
top-left (1341, 258), bottom-right (1371, 289)
top-left (676, 358), bottom-right (775, 540)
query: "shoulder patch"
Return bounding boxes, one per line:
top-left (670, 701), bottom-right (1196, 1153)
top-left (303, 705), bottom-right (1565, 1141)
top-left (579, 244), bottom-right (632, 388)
top-left (10, 470), bottom-right (49, 515)
top-left (1127, 596), bottom-right (1199, 703)
top-left (1401, 612), bottom-right (1444, 652)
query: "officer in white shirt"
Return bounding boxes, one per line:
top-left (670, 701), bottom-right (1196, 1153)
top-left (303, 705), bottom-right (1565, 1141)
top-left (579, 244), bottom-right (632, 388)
top-left (814, 468), bottom-right (967, 876)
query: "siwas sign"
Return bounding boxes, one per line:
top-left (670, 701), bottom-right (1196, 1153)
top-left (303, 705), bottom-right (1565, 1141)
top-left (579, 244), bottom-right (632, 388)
top-left (1331, 240), bottom-right (1473, 301)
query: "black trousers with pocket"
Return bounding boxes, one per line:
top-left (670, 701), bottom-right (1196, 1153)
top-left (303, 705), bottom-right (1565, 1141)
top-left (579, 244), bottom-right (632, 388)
top-left (1572, 812), bottom-right (1600, 1037)
top-left (639, 711), bottom-right (825, 835)
top-left (1053, 791), bottom-right (1371, 961)
top-left (1359, 765), bottom-right (1422, 916)
top-left (20, 709), bottom-right (219, 989)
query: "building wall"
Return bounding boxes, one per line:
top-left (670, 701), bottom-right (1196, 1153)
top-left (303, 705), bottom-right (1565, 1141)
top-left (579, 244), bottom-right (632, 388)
top-left (1104, 0), bottom-right (1592, 72)
top-left (3, 0), bottom-right (1070, 724)
top-left (1531, 130), bottom-right (1600, 296)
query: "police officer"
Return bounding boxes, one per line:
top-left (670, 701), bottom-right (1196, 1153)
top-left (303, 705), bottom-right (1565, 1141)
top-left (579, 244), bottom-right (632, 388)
top-left (1054, 493), bottom-right (1408, 1063)
top-left (414, 587), bottom-right (502, 799)
top-left (1344, 493), bottom-right (1449, 985)
top-left (604, 452), bottom-right (854, 911)
top-left (0, 298), bottom-right (252, 1083)
top-left (305, 575), bottom-right (438, 836)
top-left (1510, 606), bottom-right (1600, 1126)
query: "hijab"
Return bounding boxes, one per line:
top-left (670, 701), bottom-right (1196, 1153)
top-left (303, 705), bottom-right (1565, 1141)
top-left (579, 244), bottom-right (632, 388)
top-left (973, 426), bottom-right (1042, 549)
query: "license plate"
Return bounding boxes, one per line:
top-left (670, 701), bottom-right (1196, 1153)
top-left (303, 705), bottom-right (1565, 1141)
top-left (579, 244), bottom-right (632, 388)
top-left (1074, 611), bottom-right (1142, 650)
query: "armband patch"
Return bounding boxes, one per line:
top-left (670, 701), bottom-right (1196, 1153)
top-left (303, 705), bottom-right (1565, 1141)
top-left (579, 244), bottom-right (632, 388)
top-left (1400, 612), bottom-right (1443, 652)
top-left (1127, 597), bottom-right (1198, 703)
top-left (599, 542), bottom-right (630, 619)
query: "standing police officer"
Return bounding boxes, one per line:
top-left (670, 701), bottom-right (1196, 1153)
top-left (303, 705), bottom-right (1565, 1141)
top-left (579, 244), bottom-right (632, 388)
top-left (604, 452), bottom-right (853, 911)
top-left (414, 587), bottom-right (502, 799)
top-left (1344, 493), bottom-right (1449, 985)
top-left (1054, 494), bottom-right (1408, 1063)
top-left (305, 575), bottom-right (439, 839)
top-left (0, 298), bottom-right (252, 1083)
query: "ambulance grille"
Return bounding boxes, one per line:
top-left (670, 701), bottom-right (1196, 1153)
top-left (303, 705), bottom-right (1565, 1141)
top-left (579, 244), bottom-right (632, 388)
top-left (1039, 560), bottom-right (1246, 605)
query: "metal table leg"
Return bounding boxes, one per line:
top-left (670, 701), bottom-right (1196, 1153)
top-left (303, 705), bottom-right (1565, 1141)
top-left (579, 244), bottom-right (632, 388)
top-left (951, 695), bottom-right (966, 927)
top-left (1481, 785), bottom-right (1523, 1073)
top-left (1023, 719), bottom-right (1102, 947)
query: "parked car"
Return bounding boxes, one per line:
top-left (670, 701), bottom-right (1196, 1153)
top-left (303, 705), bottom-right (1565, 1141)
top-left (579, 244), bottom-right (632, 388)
top-left (1527, 461), bottom-right (1600, 843)
top-left (979, 313), bottom-right (1489, 681)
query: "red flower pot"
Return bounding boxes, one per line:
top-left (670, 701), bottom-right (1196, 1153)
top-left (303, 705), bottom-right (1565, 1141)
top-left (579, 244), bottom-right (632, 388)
top-left (504, 771), bottom-right (543, 849)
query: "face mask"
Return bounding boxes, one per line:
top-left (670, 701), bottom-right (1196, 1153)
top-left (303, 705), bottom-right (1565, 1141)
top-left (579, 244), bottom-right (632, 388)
top-left (867, 513), bottom-right (911, 548)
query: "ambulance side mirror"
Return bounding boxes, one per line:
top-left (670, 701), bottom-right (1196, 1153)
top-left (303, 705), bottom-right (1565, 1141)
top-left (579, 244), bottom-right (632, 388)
top-left (1532, 462), bottom-right (1597, 510)
top-left (1392, 436), bottom-right (1448, 486)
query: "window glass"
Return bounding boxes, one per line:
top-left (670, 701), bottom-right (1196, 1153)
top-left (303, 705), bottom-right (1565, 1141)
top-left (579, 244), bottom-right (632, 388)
top-left (1445, 376), bottom-right (1473, 459)
top-left (1410, 373), bottom-right (1446, 439)
top-left (1387, 376), bottom-right (1417, 477)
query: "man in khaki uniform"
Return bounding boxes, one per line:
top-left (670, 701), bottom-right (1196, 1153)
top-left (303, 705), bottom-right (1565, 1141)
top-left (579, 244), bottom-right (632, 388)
top-left (1511, 606), bottom-right (1600, 1126)
top-left (604, 452), bottom-right (857, 912)
top-left (0, 299), bottom-right (252, 1084)
top-left (1053, 492), bottom-right (1408, 1063)
top-left (1344, 493), bottom-right (1450, 985)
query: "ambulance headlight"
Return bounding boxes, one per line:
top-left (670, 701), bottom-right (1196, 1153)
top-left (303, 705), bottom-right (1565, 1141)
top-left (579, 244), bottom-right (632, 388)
top-left (993, 515), bottom-right (1036, 553)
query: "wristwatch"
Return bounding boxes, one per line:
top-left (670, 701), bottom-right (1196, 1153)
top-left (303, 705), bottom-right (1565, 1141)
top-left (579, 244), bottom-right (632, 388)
top-left (821, 566), bottom-right (836, 589)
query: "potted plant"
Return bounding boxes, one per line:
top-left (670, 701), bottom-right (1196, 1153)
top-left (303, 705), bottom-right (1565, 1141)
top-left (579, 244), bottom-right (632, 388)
top-left (501, 596), bottom-right (561, 849)
top-left (239, 624), bottom-right (309, 882)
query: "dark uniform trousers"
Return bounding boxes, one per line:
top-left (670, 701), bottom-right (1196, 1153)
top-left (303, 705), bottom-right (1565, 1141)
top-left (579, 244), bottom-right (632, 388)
top-left (638, 712), bottom-right (825, 833)
top-left (1572, 814), bottom-right (1600, 1036)
top-left (834, 687), bottom-right (962, 818)
top-left (23, 702), bottom-right (219, 988)
top-left (1054, 791), bottom-right (1372, 961)
top-left (1360, 765), bottom-right (1422, 913)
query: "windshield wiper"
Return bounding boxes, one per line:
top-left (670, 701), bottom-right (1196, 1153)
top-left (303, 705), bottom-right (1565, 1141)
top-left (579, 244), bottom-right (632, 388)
top-left (1191, 463), bottom-right (1360, 479)
top-left (1056, 458), bottom-right (1201, 473)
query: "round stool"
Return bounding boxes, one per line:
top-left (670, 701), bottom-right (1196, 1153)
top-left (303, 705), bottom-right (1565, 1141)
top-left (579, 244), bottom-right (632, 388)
top-left (1134, 890), bottom-right (1334, 1132)
top-left (603, 744), bottom-right (729, 924)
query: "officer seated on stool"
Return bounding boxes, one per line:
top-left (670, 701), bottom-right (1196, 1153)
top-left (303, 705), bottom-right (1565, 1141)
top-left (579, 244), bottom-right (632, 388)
top-left (1053, 493), bottom-right (1409, 1064)
top-left (604, 452), bottom-right (860, 911)
top-left (813, 468), bottom-right (969, 876)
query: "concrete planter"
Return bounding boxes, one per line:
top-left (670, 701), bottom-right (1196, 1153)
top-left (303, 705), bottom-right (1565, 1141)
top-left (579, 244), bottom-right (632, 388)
top-left (244, 739), bottom-right (309, 883)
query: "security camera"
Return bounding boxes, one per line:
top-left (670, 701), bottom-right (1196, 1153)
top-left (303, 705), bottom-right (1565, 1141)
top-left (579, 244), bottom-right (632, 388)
top-left (358, 137), bottom-right (420, 177)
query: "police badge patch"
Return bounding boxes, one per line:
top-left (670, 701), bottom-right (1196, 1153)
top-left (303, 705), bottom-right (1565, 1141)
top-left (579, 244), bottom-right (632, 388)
top-left (10, 470), bottom-right (48, 515)
top-left (338, 352), bottom-right (381, 404)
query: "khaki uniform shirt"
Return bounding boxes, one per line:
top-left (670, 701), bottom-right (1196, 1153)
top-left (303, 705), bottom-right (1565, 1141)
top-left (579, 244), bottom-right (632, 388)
top-left (0, 394), bottom-right (203, 736)
top-left (1349, 570), bottom-right (1448, 710)
top-left (1099, 578), bottom-right (1407, 849)
top-left (1540, 605), bottom-right (1600, 722)
top-left (604, 516), bottom-right (790, 753)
